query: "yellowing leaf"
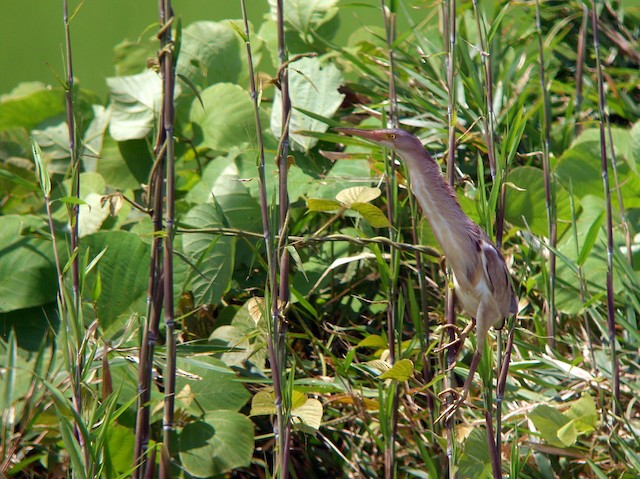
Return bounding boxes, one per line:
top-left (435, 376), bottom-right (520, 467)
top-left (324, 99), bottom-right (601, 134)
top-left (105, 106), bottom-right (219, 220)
top-left (307, 198), bottom-right (342, 212)
top-left (336, 186), bottom-right (381, 206)
top-left (350, 202), bottom-right (390, 228)
top-left (292, 398), bottom-right (323, 434)
top-left (250, 391), bottom-right (276, 416)
top-left (557, 420), bottom-right (578, 447)
top-left (330, 395), bottom-right (379, 410)
top-left (247, 297), bottom-right (285, 325)
top-left (363, 359), bottom-right (391, 375)
top-left (356, 334), bottom-right (388, 350)
top-left (247, 297), bottom-right (266, 325)
top-left (291, 390), bottom-right (307, 410)
top-left (379, 359), bottom-right (414, 381)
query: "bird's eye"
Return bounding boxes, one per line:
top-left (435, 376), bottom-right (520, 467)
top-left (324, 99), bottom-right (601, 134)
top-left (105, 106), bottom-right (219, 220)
top-left (388, 133), bottom-right (397, 140)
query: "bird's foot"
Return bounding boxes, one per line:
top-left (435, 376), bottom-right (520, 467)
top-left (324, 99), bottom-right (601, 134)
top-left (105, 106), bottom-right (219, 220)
top-left (434, 321), bottom-right (475, 354)
top-left (435, 388), bottom-right (472, 423)
top-left (436, 397), bottom-right (465, 423)
top-left (434, 337), bottom-right (463, 353)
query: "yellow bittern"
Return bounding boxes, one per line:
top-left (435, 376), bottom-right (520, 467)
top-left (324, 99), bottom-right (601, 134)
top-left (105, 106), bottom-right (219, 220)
top-left (336, 127), bottom-right (518, 413)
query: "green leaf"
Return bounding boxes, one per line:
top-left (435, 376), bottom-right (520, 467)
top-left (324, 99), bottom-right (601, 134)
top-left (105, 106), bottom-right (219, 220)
top-left (181, 203), bottom-right (235, 305)
top-left (528, 405), bottom-right (570, 448)
top-left (0, 215), bottom-right (59, 312)
top-left (55, 196), bottom-right (87, 205)
top-left (271, 56), bottom-right (345, 151)
top-left (80, 104), bottom-right (110, 172)
top-left (379, 359), bottom-right (414, 381)
top-left (31, 139), bottom-right (50, 196)
top-left (356, 334), bottom-right (388, 350)
top-left (80, 231), bottom-right (150, 332)
top-left (350, 202), bottom-right (390, 228)
top-left (307, 198), bottom-right (341, 212)
top-left (176, 356), bottom-right (250, 413)
top-left (631, 120), bottom-right (640, 173)
top-left (105, 424), bottom-right (135, 475)
top-left (189, 83), bottom-right (256, 152)
top-left (113, 36), bottom-right (157, 76)
top-left (177, 21), bottom-right (260, 88)
top-left (555, 140), bottom-right (640, 209)
top-left (557, 420), bottom-right (578, 447)
top-left (268, 0), bottom-right (339, 34)
top-left (504, 166), bottom-right (573, 237)
top-left (0, 168), bottom-right (39, 193)
top-left (577, 211), bottom-right (605, 266)
top-left (107, 70), bottom-right (166, 141)
top-left (458, 428), bottom-right (494, 479)
top-left (0, 82), bottom-right (66, 131)
top-left (98, 137), bottom-right (153, 190)
top-left (31, 119), bottom-right (70, 164)
top-left (565, 394), bottom-right (598, 434)
top-left (185, 153), bottom-right (261, 232)
top-left (179, 411), bottom-right (254, 478)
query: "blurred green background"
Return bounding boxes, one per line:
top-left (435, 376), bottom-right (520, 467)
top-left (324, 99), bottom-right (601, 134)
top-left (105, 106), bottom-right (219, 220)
top-left (0, 0), bottom-right (391, 98)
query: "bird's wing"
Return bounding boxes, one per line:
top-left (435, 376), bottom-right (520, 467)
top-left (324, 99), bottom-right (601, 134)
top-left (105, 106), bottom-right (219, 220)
top-left (480, 240), bottom-right (517, 316)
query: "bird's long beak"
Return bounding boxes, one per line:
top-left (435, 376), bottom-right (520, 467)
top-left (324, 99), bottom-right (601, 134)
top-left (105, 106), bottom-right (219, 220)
top-left (335, 127), bottom-right (386, 144)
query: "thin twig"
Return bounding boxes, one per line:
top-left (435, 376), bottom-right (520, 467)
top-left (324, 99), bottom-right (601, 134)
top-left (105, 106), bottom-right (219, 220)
top-left (590, 0), bottom-right (620, 415)
top-left (175, 227), bottom-right (440, 257)
top-left (62, 0), bottom-right (87, 469)
top-left (535, 0), bottom-right (557, 350)
top-left (574, 3), bottom-right (589, 136)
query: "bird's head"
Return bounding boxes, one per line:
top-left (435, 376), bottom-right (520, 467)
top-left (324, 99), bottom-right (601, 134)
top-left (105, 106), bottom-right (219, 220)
top-left (335, 127), bottom-right (426, 165)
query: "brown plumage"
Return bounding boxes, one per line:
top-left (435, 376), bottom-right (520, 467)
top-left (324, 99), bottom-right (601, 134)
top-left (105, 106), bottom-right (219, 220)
top-left (336, 127), bottom-right (517, 413)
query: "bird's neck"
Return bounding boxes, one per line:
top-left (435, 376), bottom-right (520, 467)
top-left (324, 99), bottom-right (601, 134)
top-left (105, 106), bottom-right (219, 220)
top-left (403, 152), bottom-right (479, 279)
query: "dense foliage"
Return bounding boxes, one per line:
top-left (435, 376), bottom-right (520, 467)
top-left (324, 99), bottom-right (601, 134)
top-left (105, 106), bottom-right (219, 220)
top-left (0, 0), bottom-right (639, 478)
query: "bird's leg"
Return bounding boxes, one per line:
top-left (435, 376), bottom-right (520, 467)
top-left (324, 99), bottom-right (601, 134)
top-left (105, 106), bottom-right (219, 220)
top-left (434, 318), bottom-right (476, 354)
top-left (436, 301), bottom-right (495, 422)
top-left (436, 349), bottom-right (483, 422)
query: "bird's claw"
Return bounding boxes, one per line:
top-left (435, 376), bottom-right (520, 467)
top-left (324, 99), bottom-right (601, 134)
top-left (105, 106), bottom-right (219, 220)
top-left (438, 387), bottom-right (462, 400)
top-left (435, 397), bottom-right (465, 423)
top-left (436, 388), bottom-right (475, 423)
top-left (434, 337), bottom-right (463, 353)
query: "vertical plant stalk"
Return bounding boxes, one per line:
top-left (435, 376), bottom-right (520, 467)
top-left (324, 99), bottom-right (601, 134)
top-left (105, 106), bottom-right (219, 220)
top-left (133, 144), bottom-right (166, 479)
top-left (240, 0), bottom-right (273, 279)
top-left (443, 0), bottom-right (458, 476)
top-left (380, 4), bottom-right (400, 477)
top-left (470, 3), bottom-right (507, 464)
top-left (62, 1), bottom-right (87, 469)
top-left (574, 3), bottom-right (589, 136)
top-left (471, 0), bottom-right (496, 180)
top-left (606, 125), bottom-right (633, 268)
top-left (484, 410), bottom-right (501, 479)
top-left (274, 1), bottom-right (292, 476)
top-left (535, 0), bottom-right (557, 350)
top-left (63, 0), bottom-right (80, 307)
top-left (569, 188), bottom-right (598, 370)
top-left (590, 0), bottom-right (620, 413)
top-left (158, 1), bottom-right (177, 476)
top-left (239, 2), bottom-right (283, 475)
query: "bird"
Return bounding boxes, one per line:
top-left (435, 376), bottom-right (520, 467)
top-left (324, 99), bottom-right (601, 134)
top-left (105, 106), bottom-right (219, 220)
top-left (335, 127), bottom-right (518, 416)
